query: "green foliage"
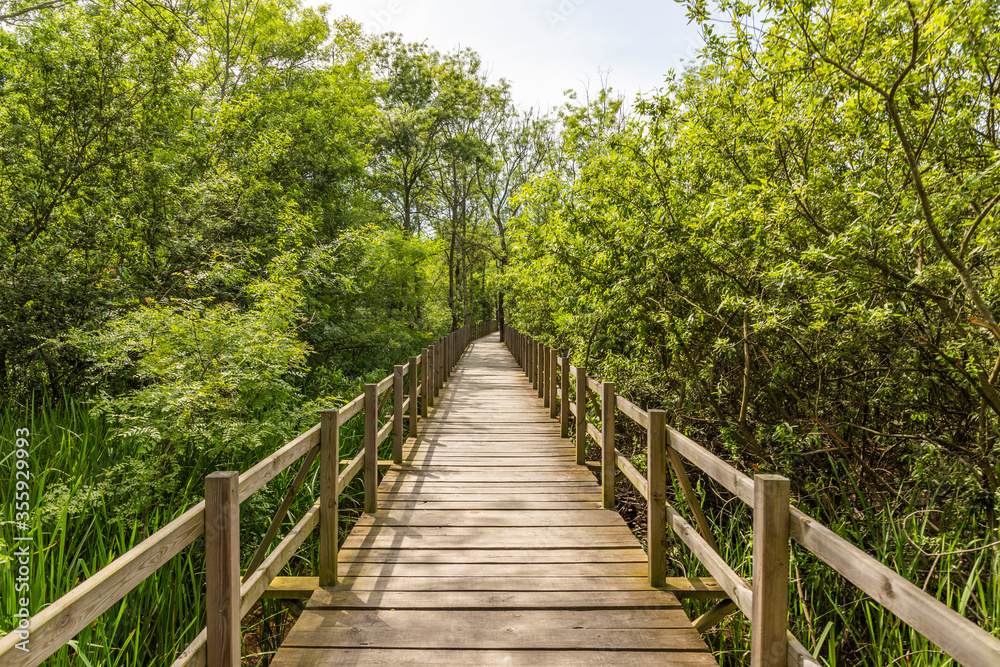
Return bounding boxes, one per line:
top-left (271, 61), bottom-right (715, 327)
top-left (505, 0), bottom-right (1000, 661)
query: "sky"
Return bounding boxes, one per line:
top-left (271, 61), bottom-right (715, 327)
top-left (319, 0), bottom-right (707, 111)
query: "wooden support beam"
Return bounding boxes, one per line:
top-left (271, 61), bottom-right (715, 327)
top-left (751, 475), bottom-right (791, 667)
top-left (364, 384), bottom-right (379, 514)
top-left (408, 356), bottom-right (419, 437)
top-left (549, 348), bottom-right (558, 419)
top-left (318, 409), bottom-right (339, 586)
top-left (666, 434), bottom-right (719, 553)
top-left (205, 471), bottom-right (240, 667)
top-left (243, 444), bottom-right (319, 580)
top-left (601, 381), bottom-right (616, 509)
top-left (559, 357), bottom-right (570, 438)
top-left (393, 366), bottom-right (404, 465)
top-left (575, 366), bottom-right (587, 466)
top-left (647, 410), bottom-right (667, 587)
top-left (421, 348), bottom-right (430, 416)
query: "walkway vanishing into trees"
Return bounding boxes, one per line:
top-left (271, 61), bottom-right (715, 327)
top-left (4, 324), bottom-right (999, 667)
top-left (268, 335), bottom-right (716, 666)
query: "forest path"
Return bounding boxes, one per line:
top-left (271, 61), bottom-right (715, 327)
top-left (270, 333), bottom-right (714, 666)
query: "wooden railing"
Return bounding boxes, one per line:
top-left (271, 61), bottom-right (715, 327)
top-left (0, 320), bottom-right (498, 667)
top-left (504, 325), bottom-right (1000, 667)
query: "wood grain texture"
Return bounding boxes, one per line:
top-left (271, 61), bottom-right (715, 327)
top-left (269, 333), bottom-right (710, 665)
top-left (318, 409), bottom-right (339, 587)
top-left (601, 381), bottom-right (616, 509)
top-left (647, 410), bottom-right (667, 587)
top-left (751, 475), bottom-right (790, 667)
top-left (364, 384), bottom-right (378, 513)
top-left (205, 472), bottom-right (240, 667)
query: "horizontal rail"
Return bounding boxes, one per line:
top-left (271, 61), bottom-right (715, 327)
top-left (586, 421), bottom-right (602, 445)
top-left (339, 449), bottom-right (364, 492)
top-left (339, 394), bottom-right (365, 422)
top-left (0, 424), bottom-right (322, 666)
top-left (376, 418), bottom-right (393, 447)
top-left (616, 395), bottom-right (648, 429)
top-left (615, 451), bottom-right (647, 497)
top-left (376, 374), bottom-right (393, 396)
top-left (172, 502), bottom-right (320, 666)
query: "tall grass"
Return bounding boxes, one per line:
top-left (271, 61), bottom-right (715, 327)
top-left (596, 417), bottom-right (1000, 666)
top-left (0, 391), bottom-right (393, 665)
top-left (664, 467), bottom-right (999, 665)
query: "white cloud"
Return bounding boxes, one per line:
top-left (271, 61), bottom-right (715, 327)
top-left (317, 0), bottom-right (705, 111)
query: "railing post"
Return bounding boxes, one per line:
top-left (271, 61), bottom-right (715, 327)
top-left (549, 348), bottom-right (558, 419)
top-left (531, 340), bottom-right (537, 388)
top-left (319, 409), bottom-right (339, 586)
top-left (537, 343), bottom-right (544, 398)
top-left (436, 339), bottom-right (443, 393)
top-left (575, 366), bottom-right (587, 466)
top-left (751, 475), bottom-right (791, 667)
top-left (364, 383), bottom-right (378, 513)
top-left (205, 471), bottom-right (240, 667)
top-left (421, 348), bottom-right (430, 416)
top-left (525, 337), bottom-right (530, 378)
top-left (542, 345), bottom-right (550, 406)
top-left (560, 357), bottom-right (570, 438)
top-left (393, 365), bottom-right (404, 465)
top-left (601, 381), bottom-right (616, 509)
top-left (409, 356), bottom-right (419, 437)
top-left (647, 410), bottom-right (667, 587)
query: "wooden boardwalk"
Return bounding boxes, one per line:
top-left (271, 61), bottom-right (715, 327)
top-left (271, 333), bottom-right (715, 665)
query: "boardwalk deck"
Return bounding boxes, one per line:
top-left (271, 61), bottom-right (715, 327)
top-left (271, 334), bottom-right (715, 666)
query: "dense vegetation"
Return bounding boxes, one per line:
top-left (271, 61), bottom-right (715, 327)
top-left (0, 0), bottom-right (525, 662)
top-left (506, 0), bottom-right (1000, 663)
top-left (1, 0), bottom-right (998, 663)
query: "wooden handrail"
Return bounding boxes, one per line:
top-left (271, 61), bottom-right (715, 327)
top-left (0, 319), bottom-right (497, 667)
top-left (505, 326), bottom-right (1000, 667)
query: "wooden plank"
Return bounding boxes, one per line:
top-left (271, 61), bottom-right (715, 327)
top-left (303, 589), bottom-right (690, 608)
top-left (205, 472), bottom-right (240, 667)
top-left (340, 526), bottom-right (641, 549)
top-left (353, 509), bottom-right (626, 527)
top-left (308, 576), bottom-right (696, 593)
top-left (331, 562), bottom-right (652, 578)
top-left (271, 648), bottom-right (716, 666)
top-left (374, 501), bottom-right (603, 510)
top-left (279, 609), bottom-right (708, 651)
top-left (335, 548), bottom-right (647, 564)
